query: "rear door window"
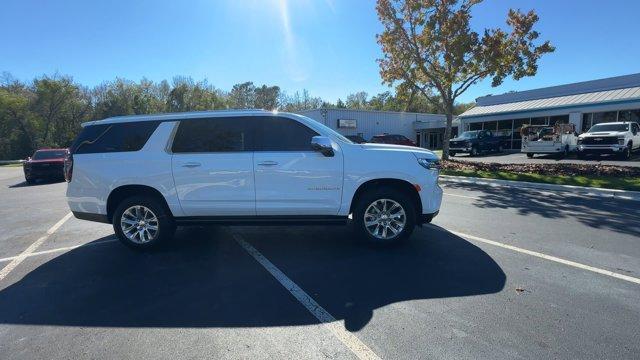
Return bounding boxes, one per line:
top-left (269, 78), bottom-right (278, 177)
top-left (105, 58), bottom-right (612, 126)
top-left (171, 117), bottom-right (253, 153)
top-left (256, 116), bottom-right (319, 151)
top-left (72, 121), bottom-right (160, 154)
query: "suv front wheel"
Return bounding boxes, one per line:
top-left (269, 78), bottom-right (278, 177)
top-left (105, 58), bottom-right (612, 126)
top-left (113, 196), bottom-right (175, 250)
top-left (353, 187), bottom-right (416, 245)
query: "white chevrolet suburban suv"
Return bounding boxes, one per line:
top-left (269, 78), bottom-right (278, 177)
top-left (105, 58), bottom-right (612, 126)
top-left (65, 110), bottom-right (442, 249)
top-left (577, 121), bottom-right (640, 160)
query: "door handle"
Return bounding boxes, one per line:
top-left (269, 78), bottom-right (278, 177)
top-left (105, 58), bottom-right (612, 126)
top-left (258, 161), bottom-right (279, 166)
top-left (181, 162), bottom-right (201, 168)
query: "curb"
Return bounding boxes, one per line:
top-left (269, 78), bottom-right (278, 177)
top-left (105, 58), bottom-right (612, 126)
top-left (439, 175), bottom-right (640, 202)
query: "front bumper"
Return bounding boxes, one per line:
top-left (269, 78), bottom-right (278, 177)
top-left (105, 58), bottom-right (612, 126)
top-left (24, 164), bottom-right (64, 179)
top-left (418, 210), bottom-right (439, 225)
top-left (577, 144), bottom-right (626, 154)
top-left (449, 147), bottom-right (471, 153)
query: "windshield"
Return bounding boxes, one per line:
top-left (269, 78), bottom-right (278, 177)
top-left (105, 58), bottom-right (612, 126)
top-left (588, 124), bottom-right (629, 132)
top-left (458, 131), bottom-right (479, 139)
top-left (33, 150), bottom-right (67, 160)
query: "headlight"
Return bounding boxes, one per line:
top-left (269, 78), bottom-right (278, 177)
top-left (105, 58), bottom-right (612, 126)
top-left (577, 138), bottom-right (583, 145)
top-left (618, 138), bottom-right (625, 145)
top-left (417, 158), bottom-right (440, 170)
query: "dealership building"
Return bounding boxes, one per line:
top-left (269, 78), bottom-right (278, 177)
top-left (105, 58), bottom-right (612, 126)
top-left (458, 73), bottom-right (640, 149)
top-left (300, 108), bottom-right (458, 150)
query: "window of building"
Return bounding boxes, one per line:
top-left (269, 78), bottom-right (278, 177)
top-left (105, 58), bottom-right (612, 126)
top-left (512, 118), bottom-right (530, 150)
top-left (469, 122), bottom-right (483, 131)
top-left (496, 120), bottom-right (514, 148)
top-left (483, 121), bottom-right (497, 131)
top-left (172, 118), bottom-right (251, 153)
top-left (74, 121), bottom-right (160, 154)
top-left (592, 111), bottom-right (617, 126)
top-left (619, 109), bottom-right (640, 123)
top-left (257, 116), bottom-right (319, 151)
top-left (550, 115), bottom-right (569, 125)
top-left (530, 117), bottom-right (548, 125)
top-left (581, 113), bottom-right (593, 133)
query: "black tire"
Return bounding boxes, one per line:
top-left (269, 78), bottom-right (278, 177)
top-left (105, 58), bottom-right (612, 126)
top-left (25, 177), bottom-right (35, 185)
top-left (526, 153), bottom-right (534, 159)
top-left (470, 146), bottom-right (479, 157)
top-left (558, 146), bottom-right (569, 159)
top-left (449, 152), bottom-right (456, 157)
top-left (577, 152), bottom-right (585, 160)
top-left (353, 187), bottom-right (416, 246)
top-left (620, 145), bottom-right (631, 160)
top-left (112, 195), bottom-right (175, 250)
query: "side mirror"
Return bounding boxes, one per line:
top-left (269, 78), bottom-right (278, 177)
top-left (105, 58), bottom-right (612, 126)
top-left (26, 157), bottom-right (31, 161)
top-left (311, 136), bottom-right (334, 157)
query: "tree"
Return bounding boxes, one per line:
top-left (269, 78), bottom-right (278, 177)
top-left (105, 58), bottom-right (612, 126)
top-left (346, 91), bottom-right (369, 109)
top-left (280, 89), bottom-right (323, 111)
top-left (254, 85), bottom-right (281, 110)
top-left (228, 82), bottom-right (256, 109)
top-left (167, 77), bottom-right (222, 112)
top-left (0, 87), bottom-right (36, 159)
top-left (376, 0), bottom-right (554, 159)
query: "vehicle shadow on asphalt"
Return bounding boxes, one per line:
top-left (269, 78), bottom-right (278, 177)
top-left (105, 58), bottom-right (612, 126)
top-left (8, 179), bottom-right (65, 188)
top-left (444, 183), bottom-right (640, 237)
top-left (0, 225), bottom-right (505, 331)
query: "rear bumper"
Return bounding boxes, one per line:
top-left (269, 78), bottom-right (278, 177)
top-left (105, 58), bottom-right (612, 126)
top-left (521, 142), bottom-right (565, 153)
top-left (72, 211), bottom-right (110, 224)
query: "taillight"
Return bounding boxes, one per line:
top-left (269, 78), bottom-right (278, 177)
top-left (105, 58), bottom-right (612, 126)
top-left (64, 154), bottom-right (73, 182)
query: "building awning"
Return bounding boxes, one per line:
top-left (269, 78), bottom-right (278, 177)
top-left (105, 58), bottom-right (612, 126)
top-left (460, 86), bottom-right (640, 118)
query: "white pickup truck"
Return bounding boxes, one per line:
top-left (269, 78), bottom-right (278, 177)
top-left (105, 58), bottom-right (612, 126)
top-left (577, 121), bottom-right (640, 160)
top-left (521, 123), bottom-right (578, 158)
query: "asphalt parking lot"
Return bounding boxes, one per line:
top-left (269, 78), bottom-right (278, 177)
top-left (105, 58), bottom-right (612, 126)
top-left (453, 150), bottom-right (640, 166)
top-left (0, 166), bottom-right (639, 359)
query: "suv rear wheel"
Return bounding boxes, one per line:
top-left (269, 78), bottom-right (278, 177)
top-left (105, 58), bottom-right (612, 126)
top-left (113, 196), bottom-right (175, 250)
top-left (353, 187), bottom-right (416, 245)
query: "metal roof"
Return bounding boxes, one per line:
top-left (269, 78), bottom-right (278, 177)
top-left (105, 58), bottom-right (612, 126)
top-left (460, 86), bottom-right (640, 118)
top-left (475, 73), bottom-right (640, 106)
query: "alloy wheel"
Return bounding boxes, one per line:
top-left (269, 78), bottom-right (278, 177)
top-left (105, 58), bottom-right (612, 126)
top-left (120, 205), bottom-right (159, 244)
top-left (363, 199), bottom-right (406, 240)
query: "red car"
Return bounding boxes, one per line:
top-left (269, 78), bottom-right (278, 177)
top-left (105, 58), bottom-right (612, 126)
top-left (370, 134), bottom-right (416, 146)
top-left (23, 148), bottom-right (69, 184)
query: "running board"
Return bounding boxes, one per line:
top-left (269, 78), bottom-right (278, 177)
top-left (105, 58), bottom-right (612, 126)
top-left (175, 215), bottom-right (349, 226)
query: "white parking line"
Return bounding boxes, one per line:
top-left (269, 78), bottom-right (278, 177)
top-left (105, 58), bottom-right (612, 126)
top-left (0, 238), bottom-right (118, 264)
top-left (444, 228), bottom-right (640, 285)
top-left (0, 212), bottom-right (73, 282)
top-left (232, 233), bottom-right (381, 360)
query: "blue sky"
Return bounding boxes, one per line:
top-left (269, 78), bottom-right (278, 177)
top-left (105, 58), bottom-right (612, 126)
top-left (1, 0), bottom-right (639, 104)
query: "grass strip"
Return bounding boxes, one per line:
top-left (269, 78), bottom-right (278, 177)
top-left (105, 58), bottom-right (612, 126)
top-left (441, 168), bottom-right (640, 192)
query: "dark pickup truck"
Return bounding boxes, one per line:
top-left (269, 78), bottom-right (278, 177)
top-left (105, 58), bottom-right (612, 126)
top-left (448, 130), bottom-right (509, 156)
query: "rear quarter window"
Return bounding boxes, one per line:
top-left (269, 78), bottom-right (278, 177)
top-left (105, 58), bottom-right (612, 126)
top-left (71, 121), bottom-right (160, 154)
